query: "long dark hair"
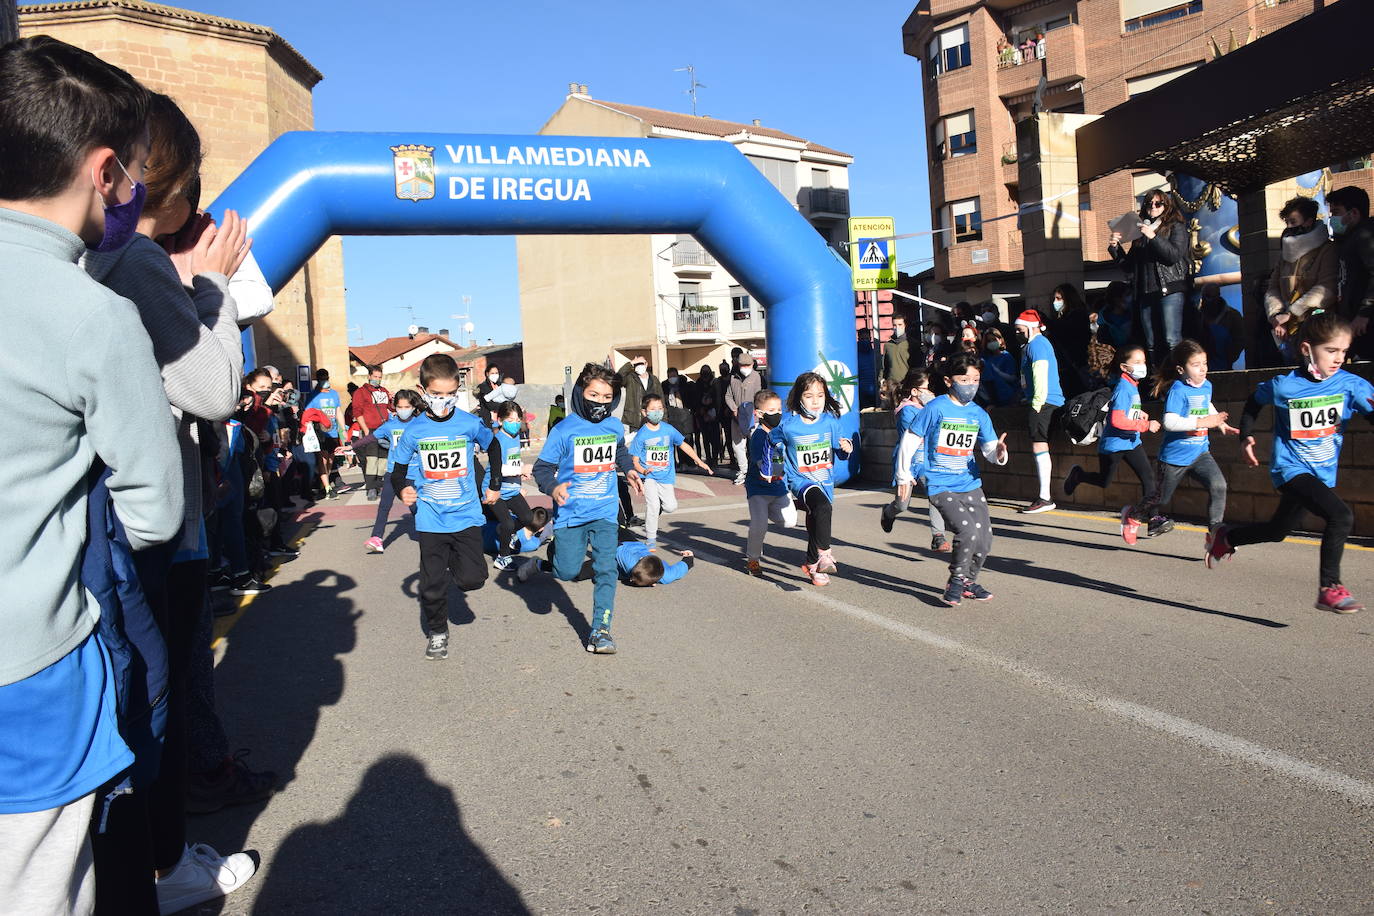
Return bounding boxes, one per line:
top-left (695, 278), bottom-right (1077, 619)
top-left (787, 371), bottom-right (841, 418)
top-left (1053, 282), bottom-right (1088, 315)
top-left (1152, 339), bottom-right (1206, 398)
top-left (1138, 188), bottom-right (1183, 231)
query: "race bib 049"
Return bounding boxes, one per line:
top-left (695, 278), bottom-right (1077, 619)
top-left (796, 441), bottom-right (832, 475)
top-left (573, 434), bottom-right (617, 474)
top-left (936, 419), bottom-right (977, 457)
top-left (501, 447), bottom-right (523, 477)
top-left (1288, 394), bottom-right (1343, 440)
top-left (418, 437), bottom-right (469, 480)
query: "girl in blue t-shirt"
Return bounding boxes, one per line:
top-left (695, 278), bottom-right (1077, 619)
top-left (902, 353), bottom-right (1009, 606)
top-left (770, 372), bottom-right (852, 586)
top-left (361, 389), bottom-right (421, 554)
top-left (880, 368), bottom-right (949, 553)
top-left (483, 401), bottom-right (540, 569)
top-left (1062, 344), bottom-right (1162, 545)
top-left (1208, 313), bottom-right (1374, 613)
top-left (1130, 340), bottom-right (1237, 542)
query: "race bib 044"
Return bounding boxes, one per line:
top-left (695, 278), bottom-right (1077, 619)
top-left (418, 437), bottom-right (469, 480)
top-left (573, 434), bottom-right (617, 474)
top-left (796, 441), bottom-right (832, 475)
top-left (1288, 394), bottom-right (1344, 440)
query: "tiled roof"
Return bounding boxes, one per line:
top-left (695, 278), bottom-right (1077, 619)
top-left (583, 98), bottom-right (851, 159)
top-left (350, 334), bottom-right (458, 367)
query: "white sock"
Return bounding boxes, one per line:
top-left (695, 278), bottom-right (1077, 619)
top-left (1035, 451), bottom-right (1052, 501)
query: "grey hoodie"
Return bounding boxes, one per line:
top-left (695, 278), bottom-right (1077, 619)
top-left (0, 209), bottom-right (182, 686)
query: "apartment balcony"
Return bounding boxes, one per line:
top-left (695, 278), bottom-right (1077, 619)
top-left (675, 305), bottom-right (720, 337)
top-left (806, 187), bottom-right (850, 217)
top-left (1001, 142), bottom-right (1019, 186)
top-left (996, 24), bottom-right (1086, 101)
top-left (672, 241), bottom-right (717, 269)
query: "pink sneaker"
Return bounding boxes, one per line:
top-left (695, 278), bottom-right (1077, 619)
top-left (1316, 585), bottom-right (1364, 614)
top-left (364, 536), bottom-right (384, 554)
top-left (802, 564), bottom-right (830, 587)
top-left (814, 548), bottom-right (838, 574)
top-left (1120, 506), bottom-right (1142, 546)
top-left (1204, 525), bottom-right (1233, 569)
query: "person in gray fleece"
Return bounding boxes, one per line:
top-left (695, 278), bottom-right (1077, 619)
top-left (0, 37), bottom-right (182, 914)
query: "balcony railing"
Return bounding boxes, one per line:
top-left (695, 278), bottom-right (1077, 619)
top-left (676, 307), bottom-right (719, 335)
top-left (807, 187), bottom-right (850, 215)
top-left (672, 242), bottom-right (716, 267)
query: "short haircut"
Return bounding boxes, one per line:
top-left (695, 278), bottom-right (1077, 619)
top-left (494, 400), bottom-right (522, 421)
top-left (641, 393), bottom-right (664, 411)
top-left (530, 505), bottom-right (550, 530)
top-left (1279, 196), bottom-right (1319, 223)
top-left (575, 362), bottom-right (619, 392)
top-left (628, 554), bottom-right (665, 587)
top-left (419, 353), bottom-right (460, 387)
top-left (244, 368), bottom-right (272, 386)
top-left (0, 36), bottom-right (150, 201)
top-left (939, 352), bottom-right (982, 378)
top-left (315, 368), bottom-right (330, 380)
top-left (1328, 186), bottom-right (1369, 219)
top-left (392, 388), bottom-right (421, 409)
top-left (753, 388), bottom-right (781, 409)
top-left (367, 364), bottom-right (382, 376)
top-left (142, 93), bottom-right (201, 217)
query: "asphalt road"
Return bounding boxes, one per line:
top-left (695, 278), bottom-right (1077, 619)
top-left (192, 475), bottom-right (1374, 915)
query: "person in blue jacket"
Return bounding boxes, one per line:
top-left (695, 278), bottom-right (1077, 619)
top-left (1208, 312), bottom-right (1374, 613)
top-left (744, 389), bottom-right (797, 577)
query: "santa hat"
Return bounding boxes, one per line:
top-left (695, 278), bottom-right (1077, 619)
top-left (1014, 310), bottom-right (1043, 329)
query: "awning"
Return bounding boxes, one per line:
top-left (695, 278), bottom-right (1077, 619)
top-left (1076, 0), bottom-right (1374, 194)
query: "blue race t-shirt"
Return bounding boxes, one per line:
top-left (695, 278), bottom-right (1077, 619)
top-left (372, 415), bottom-right (412, 472)
top-left (907, 395), bottom-right (998, 496)
top-left (891, 403), bottom-right (928, 486)
top-left (771, 412), bottom-right (846, 501)
top-left (0, 631), bottom-right (133, 814)
top-left (1255, 369), bottom-right (1374, 488)
top-left (1020, 334), bottom-right (1065, 408)
top-left (629, 423), bottom-right (685, 484)
top-left (982, 350), bottom-right (1020, 406)
top-left (744, 425), bottom-right (787, 498)
top-left (490, 428), bottom-right (526, 499)
top-left (307, 388), bottom-right (341, 432)
top-left (616, 542), bottom-right (689, 585)
top-left (1100, 375), bottom-right (1146, 454)
top-left (390, 410), bottom-right (492, 533)
top-left (1159, 378), bottom-right (1214, 466)
top-left (540, 414), bottom-right (627, 528)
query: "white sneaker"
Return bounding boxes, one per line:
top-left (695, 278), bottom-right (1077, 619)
top-left (733, 471), bottom-right (747, 486)
top-left (156, 842), bottom-right (256, 914)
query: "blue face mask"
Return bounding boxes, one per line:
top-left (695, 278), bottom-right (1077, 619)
top-left (320, 381), bottom-right (331, 390)
top-left (396, 407), bottom-right (415, 421)
top-left (501, 419), bottom-right (522, 436)
top-left (89, 157), bottom-right (146, 253)
top-left (1330, 215), bottom-right (1346, 235)
top-left (646, 409), bottom-right (664, 424)
top-left (950, 381), bottom-right (979, 403)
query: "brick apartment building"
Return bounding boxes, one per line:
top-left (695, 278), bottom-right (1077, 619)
top-left (901, 0), bottom-right (1368, 310)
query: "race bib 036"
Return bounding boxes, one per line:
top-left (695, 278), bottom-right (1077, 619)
top-left (1288, 394), bottom-right (1343, 440)
top-left (573, 434), bottom-right (617, 474)
top-left (418, 437), bottom-right (469, 480)
top-left (645, 445), bottom-right (671, 470)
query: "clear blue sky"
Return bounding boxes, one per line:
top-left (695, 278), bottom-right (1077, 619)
top-left (193, 0), bottom-right (932, 348)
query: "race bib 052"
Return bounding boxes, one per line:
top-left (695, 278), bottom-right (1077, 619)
top-left (418, 438), bottom-right (469, 480)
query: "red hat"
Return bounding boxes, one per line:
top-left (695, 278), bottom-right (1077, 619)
top-left (1014, 309), bottom-right (1043, 328)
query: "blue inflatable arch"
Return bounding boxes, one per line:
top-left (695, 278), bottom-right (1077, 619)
top-left (209, 132), bottom-right (860, 482)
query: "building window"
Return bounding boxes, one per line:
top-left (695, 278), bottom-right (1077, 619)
top-left (1123, 0), bottom-right (1202, 32)
top-left (933, 111), bottom-right (977, 159)
top-left (1125, 62), bottom-right (1200, 97)
top-left (730, 286), bottom-right (752, 321)
top-left (746, 155), bottom-right (798, 205)
top-left (948, 197), bottom-right (982, 244)
top-left (927, 24), bottom-right (971, 76)
top-left (678, 281), bottom-right (701, 310)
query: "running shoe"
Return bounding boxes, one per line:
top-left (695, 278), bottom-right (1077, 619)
top-left (1020, 498), bottom-right (1056, 514)
top-left (209, 571), bottom-right (235, 592)
top-left (941, 576), bottom-right (967, 606)
top-left (229, 574), bottom-right (272, 597)
top-left (746, 559), bottom-right (763, 577)
top-left (585, 628), bottom-right (617, 654)
top-left (324, 486), bottom-right (338, 500)
top-left (1145, 516), bottom-right (1174, 538)
top-left (154, 842), bottom-right (256, 914)
top-left (365, 489), bottom-right (379, 502)
top-left (734, 471), bottom-right (747, 486)
top-left (516, 557), bottom-right (541, 583)
top-left (1204, 525), bottom-right (1234, 568)
top-left (880, 503), bottom-right (898, 534)
top-left (962, 580), bottom-right (994, 601)
top-left (186, 750), bottom-right (277, 815)
top-left (364, 536), bottom-right (384, 554)
top-left (1063, 465), bottom-right (1084, 498)
top-left (1316, 585), bottom-right (1364, 614)
top-left (815, 548), bottom-right (838, 575)
top-left (931, 535), bottom-right (952, 553)
top-left (493, 555), bottom-right (515, 571)
top-left (801, 563), bottom-right (830, 587)
top-left (426, 632), bottom-right (449, 660)
top-left (1120, 506), bottom-right (1142, 546)
top-left (267, 544), bottom-right (300, 558)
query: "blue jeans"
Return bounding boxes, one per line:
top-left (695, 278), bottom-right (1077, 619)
top-left (213, 462), bottom-right (248, 575)
top-left (552, 518), bottom-right (619, 631)
top-left (1140, 290), bottom-right (1184, 361)
top-left (369, 477), bottom-right (397, 540)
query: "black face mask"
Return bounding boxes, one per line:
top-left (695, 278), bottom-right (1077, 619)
top-left (759, 412), bottom-right (782, 429)
top-left (572, 386), bottom-right (620, 423)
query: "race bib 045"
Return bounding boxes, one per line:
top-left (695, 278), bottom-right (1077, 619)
top-left (573, 434), bottom-right (617, 474)
top-left (936, 419), bottom-right (977, 457)
top-left (418, 437), bottom-right (469, 480)
top-left (1288, 394), bottom-right (1343, 440)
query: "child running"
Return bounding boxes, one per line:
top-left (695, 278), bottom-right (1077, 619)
top-left (1207, 312), bottom-right (1374, 613)
top-left (362, 389), bottom-right (421, 554)
top-left (533, 363), bottom-right (643, 654)
top-left (628, 394), bottom-right (712, 549)
top-left (771, 372), bottom-right (853, 586)
top-left (900, 353), bottom-right (1009, 606)
top-left (743, 389), bottom-right (798, 577)
top-left (881, 368), bottom-right (949, 553)
top-left (1063, 344), bottom-right (1165, 545)
top-left (483, 400), bottom-right (539, 570)
top-left (1128, 341), bottom-right (1237, 542)
top-left (389, 355), bottom-right (493, 660)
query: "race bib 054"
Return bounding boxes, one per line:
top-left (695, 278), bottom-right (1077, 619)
top-left (796, 441), bottom-right (832, 475)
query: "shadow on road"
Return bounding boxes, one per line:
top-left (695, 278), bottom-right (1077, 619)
top-left (251, 754), bottom-right (530, 914)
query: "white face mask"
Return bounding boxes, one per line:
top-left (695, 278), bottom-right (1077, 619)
top-left (1129, 364), bottom-right (1148, 380)
top-left (424, 391), bottom-right (458, 415)
top-left (635, 364), bottom-right (647, 376)
top-left (739, 366), bottom-right (753, 377)
top-left (488, 374), bottom-right (499, 383)
top-left (396, 407), bottom-right (415, 421)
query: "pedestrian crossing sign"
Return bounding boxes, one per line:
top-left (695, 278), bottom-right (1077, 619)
top-left (848, 216), bottom-right (896, 290)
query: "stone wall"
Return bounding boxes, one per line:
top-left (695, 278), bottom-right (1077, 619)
top-left (860, 365), bottom-right (1374, 535)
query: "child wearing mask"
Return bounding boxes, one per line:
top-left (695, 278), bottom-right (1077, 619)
top-left (532, 363), bottom-right (643, 654)
top-left (980, 328), bottom-right (1019, 407)
top-left (771, 373), bottom-right (853, 586)
top-left (390, 356), bottom-right (494, 660)
top-left (360, 390), bottom-right (422, 554)
top-left (628, 394), bottom-right (712, 550)
top-left (882, 369), bottom-right (949, 552)
top-left (899, 354), bottom-right (1009, 605)
top-left (744, 390), bottom-right (798, 576)
top-left (482, 400), bottom-right (539, 570)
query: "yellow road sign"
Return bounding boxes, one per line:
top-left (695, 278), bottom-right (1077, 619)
top-left (848, 217), bottom-right (896, 290)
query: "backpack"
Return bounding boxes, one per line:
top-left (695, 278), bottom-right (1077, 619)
top-left (1062, 385), bottom-right (1111, 446)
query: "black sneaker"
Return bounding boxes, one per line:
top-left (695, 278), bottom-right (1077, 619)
top-left (585, 628), bottom-right (617, 654)
top-left (186, 751), bottom-right (277, 815)
top-left (880, 503), bottom-right (898, 534)
top-left (267, 544), bottom-right (300, 559)
top-left (229, 574), bottom-right (272, 596)
top-left (941, 577), bottom-right (967, 606)
top-left (209, 571), bottom-right (235, 592)
top-left (1019, 497), bottom-right (1056, 514)
top-left (426, 632), bottom-right (449, 660)
top-left (366, 489), bottom-right (379, 502)
top-left (1064, 465), bottom-right (1084, 498)
top-left (962, 580), bottom-right (994, 601)
top-left (626, 515), bottom-right (645, 528)
top-left (1146, 516), bottom-right (1175, 538)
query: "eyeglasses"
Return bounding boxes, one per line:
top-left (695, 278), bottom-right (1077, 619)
top-left (1147, 200), bottom-right (1165, 209)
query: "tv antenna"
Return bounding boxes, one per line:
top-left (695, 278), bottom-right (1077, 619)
top-left (451, 295), bottom-right (473, 346)
top-left (674, 65), bottom-right (706, 116)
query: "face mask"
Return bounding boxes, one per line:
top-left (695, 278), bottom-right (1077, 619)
top-left (501, 419), bottom-right (522, 435)
top-left (396, 407), bottom-right (415, 421)
top-left (798, 403), bottom-right (817, 420)
top-left (1330, 215), bottom-right (1346, 235)
top-left (572, 386), bottom-right (618, 423)
top-left (892, 327), bottom-right (904, 339)
top-left (488, 373), bottom-right (500, 383)
top-left (89, 157), bottom-right (147, 253)
top-left (634, 364), bottom-right (648, 376)
top-left (739, 366), bottom-right (753, 377)
top-left (986, 340), bottom-right (1002, 353)
top-left (424, 391), bottom-right (457, 415)
top-left (668, 374), bottom-right (678, 383)
top-left (320, 381), bottom-right (331, 390)
top-left (369, 378), bottom-right (382, 387)
top-left (929, 333), bottom-right (941, 344)
top-left (1052, 299), bottom-right (1065, 314)
top-left (950, 381), bottom-right (979, 403)
top-left (759, 411), bottom-right (782, 429)
top-left (983, 312), bottom-right (998, 324)
top-left (1129, 364), bottom-right (1148, 380)
top-left (645, 409), bottom-right (664, 424)
top-left (1283, 223), bottom-right (1314, 238)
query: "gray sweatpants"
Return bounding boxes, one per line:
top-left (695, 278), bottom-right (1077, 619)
top-left (1138, 451), bottom-right (1227, 529)
top-left (0, 793), bottom-right (96, 915)
top-left (747, 493), bottom-right (798, 561)
top-left (929, 487), bottom-right (994, 581)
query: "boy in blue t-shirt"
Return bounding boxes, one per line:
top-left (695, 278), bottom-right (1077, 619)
top-left (1014, 310), bottom-right (1063, 514)
top-left (628, 394), bottom-right (711, 549)
top-left (554, 538), bottom-right (695, 587)
top-left (532, 363), bottom-right (643, 654)
top-left (483, 401), bottom-right (540, 569)
top-left (389, 355), bottom-right (494, 660)
top-left (744, 389), bottom-right (797, 576)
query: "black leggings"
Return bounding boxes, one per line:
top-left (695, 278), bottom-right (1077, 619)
top-left (487, 493), bottom-right (536, 557)
top-left (802, 487), bottom-right (833, 564)
top-left (1078, 445), bottom-right (1154, 502)
top-left (1228, 474), bottom-right (1353, 587)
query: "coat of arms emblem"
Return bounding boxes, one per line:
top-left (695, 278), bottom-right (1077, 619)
top-left (391, 144), bottom-right (435, 201)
